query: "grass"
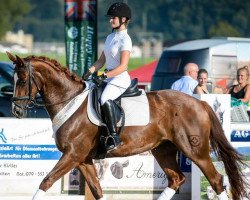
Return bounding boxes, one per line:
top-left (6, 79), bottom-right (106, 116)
top-left (0, 52), bottom-right (155, 72)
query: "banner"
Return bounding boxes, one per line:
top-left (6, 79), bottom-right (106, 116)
top-left (64, 0), bottom-right (97, 76)
top-left (191, 94), bottom-right (250, 200)
top-left (0, 118), bottom-right (62, 195)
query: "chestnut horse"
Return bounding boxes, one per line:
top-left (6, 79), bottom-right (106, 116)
top-left (7, 52), bottom-right (247, 200)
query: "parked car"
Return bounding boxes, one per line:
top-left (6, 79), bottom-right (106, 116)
top-left (0, 61), bottom-right (48, 118)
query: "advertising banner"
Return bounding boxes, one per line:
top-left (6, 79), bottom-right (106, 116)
top-left (0, 118), bottom-right (61, 194)
top-left (192, 94), bottom-right (250, 200)
top-left (64, 0), bottom-right (97, 76)
top-left (0, 118), bottom-right (191, 198)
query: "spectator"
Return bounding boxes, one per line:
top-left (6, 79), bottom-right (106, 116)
top-left (227, 66), bottom-right (250, 103)
top-left (171, 63), bottom-right (198, 95)
top-left (194, 69), bottom-right (209, 94)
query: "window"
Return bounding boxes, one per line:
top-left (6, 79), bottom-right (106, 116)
top-left (156, 57), bottom-right (181, 73)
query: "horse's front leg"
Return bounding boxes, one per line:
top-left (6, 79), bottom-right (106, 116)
top-left (78, 161), bottom-right (103, 200)
top-left (32, 153), bottom-right (78, 200)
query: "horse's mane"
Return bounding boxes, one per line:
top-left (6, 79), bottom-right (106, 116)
top-left (25, 55), bottom-right (84, 83)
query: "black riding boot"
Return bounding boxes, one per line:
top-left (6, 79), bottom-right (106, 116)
top-left (102, 100), bottom-right (121, 151)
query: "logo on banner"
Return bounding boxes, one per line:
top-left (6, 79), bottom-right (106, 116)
top-left (212, 97), bottom-right (224, 125)
top-left (0, 128), bottom-right (7, 143)
top-left (67, 26), bottom-right (78, 39)
top-left (231, 130), bottom-right (250, 142)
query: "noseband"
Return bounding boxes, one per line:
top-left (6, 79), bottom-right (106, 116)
top-left (12, 61), bottom-right (41, 110)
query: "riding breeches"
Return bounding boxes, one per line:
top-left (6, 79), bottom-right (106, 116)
top-left (100, 71), bottom-right (131, 105)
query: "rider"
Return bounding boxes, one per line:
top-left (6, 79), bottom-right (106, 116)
top-left (83, 2), bottom-right (132, 151)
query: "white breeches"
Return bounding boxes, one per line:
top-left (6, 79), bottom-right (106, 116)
top-left (100, 71), bottom-right (131, 105)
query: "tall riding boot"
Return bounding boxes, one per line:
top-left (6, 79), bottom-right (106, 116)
top-left (102, 100), bottom-right (121, 151)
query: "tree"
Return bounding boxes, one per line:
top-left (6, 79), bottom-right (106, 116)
top-left (0, 0), bottom-right (31, 39)
top-left (208, 21), bottom-right (241, 38)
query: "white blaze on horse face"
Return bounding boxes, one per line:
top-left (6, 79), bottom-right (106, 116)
top-left (12, 73), bottom-right (18, 108)
top-left (13, 73), bottom-right (18, 93)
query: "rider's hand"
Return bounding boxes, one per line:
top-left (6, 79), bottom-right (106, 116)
top-left (82, 70), bottom-right (92, 81)
top-left (93, 73), bottom-right (107, 87)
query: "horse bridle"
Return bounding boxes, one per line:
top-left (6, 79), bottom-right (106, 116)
top-left (12, 61), bottom-right (41, 110)
top-left (12, 60), bottom-right (84, 110)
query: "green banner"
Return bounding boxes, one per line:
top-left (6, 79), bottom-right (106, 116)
top-left (64, 0), bottom-right (97, 76)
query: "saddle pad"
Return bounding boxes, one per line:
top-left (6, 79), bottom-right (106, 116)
top-left (87, 89), bottom-right (150, 127)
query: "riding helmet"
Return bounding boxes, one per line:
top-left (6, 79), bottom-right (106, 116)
top-left (106, 2), bottom-right (131, 19)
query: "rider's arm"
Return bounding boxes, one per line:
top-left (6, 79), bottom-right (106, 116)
top-left (105, 50), bottom-right (130, 78)
top-left (88, 52), bottom-right (106, 74)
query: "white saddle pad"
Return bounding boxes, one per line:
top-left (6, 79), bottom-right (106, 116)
top-left (87, 89), bottom-right (150, 127)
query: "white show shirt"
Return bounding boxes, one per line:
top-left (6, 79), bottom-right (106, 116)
top-left (104, 29), bottom-right (132, 70)
top-left (101, 29), bottom-right (132, 105)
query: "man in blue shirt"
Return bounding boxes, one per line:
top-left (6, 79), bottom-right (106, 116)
top-left (171, 63), bottom-right (199, 95)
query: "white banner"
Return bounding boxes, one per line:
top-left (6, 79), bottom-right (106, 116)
top-left (0, 118), bottom-right (61, 194)
top-left (192, 94), bottom-right (250, 200)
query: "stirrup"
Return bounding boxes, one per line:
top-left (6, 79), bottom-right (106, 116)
top-left (105, 135), bottom-right (120, 152)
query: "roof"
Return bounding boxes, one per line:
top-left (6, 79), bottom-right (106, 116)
top-left (165, 37), bottom-right (250, 51)
top-left (129, 60), bottom-right (158, 83)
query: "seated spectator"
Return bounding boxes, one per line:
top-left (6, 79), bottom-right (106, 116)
top-left (227, 66), bottom-right (250, 103)
top-left (171, 63), bottom-right (198, 96)
top-left (194, 69), bottom-right (209, 94)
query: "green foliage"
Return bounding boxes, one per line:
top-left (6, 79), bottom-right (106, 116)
top-left (2, 0), bottom-right (250, 42)
top-left (0, 0), bottom-right (31, 39)
top-left (201, 176), bottom-right (210, 192)
top-left (209, 21), bottom-right (241, 37)
top-left (17, 0), bottom-right (64, 42)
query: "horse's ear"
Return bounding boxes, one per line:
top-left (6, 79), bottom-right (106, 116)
top-left (15, 55), bottom-right (25, 66)
top-left (6, 51), bottom-right (16, 63)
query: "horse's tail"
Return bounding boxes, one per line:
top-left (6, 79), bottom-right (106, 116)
top-left (202, 101), bottom-right (247, 200)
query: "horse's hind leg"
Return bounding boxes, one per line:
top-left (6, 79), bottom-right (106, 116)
top-left (173, 132), bottom-right (226, 199)
top-left (77, 160), bottom-right (103, 199)
top-left (194, 157), bottom-right (227, 199)
top-left (32, 153), bottom-right (78, 200)
top-left (151, 141), bottom-right (186, 200)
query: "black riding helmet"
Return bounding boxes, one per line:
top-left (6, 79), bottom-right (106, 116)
top-left (106, 2), bottom-right (131, 30)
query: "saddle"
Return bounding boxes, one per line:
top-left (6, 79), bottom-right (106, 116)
top-left (92, 78), bottom-right (142, 128)
top-left (90, 78), bottom-right (143, 159)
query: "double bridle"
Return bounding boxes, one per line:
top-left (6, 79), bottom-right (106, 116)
top-left (12, 61), bottom-right (41, 110)
top-left (12, 60), bottom-right (81, 111)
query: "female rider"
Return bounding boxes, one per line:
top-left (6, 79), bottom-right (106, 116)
top-left (83, 2), bottom-right (132, 152)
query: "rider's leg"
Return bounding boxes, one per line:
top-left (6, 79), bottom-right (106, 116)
top-left (100, 78), bottom-right (129, 151)
top-left (102, 100), bottom-right (120, 151)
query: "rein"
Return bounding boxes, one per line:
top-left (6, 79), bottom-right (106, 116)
top-left (12, 60), bottom-right (85, 109)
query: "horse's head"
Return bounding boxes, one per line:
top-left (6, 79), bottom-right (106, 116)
top-left (6, 52), bottom-right (41, 118)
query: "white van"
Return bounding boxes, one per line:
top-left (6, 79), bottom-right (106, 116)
top-left (151, 37), bottom-right (250, 93)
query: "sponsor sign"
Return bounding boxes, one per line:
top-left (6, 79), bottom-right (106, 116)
top-left (0, 118), bottom-right (61, 194)
top-left (192, 94), bottom-right (250, 200)
top-left (64, 0), bottom-right (97, 76)
top-left (93, 153), bottom-right (191, 194)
